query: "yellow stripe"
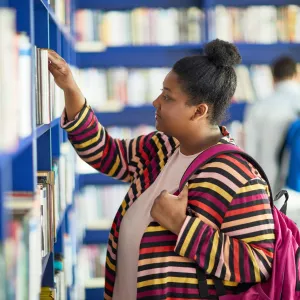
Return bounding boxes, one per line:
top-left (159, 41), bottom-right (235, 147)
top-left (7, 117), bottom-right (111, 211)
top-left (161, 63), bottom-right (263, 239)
top-left (137, 276), bottom-right (198, 288)
top-left (146, 226), bottom-right (168, 233)
top-left (242, 233), bottom-right (275, 243)
top-left (137, 277), bottom-right (239, 289)
top-left (207, 232), bottom-right (219, 274)
top-left (74, 128), bottom-right (101, 149)
top-left (179, 218), bottom-right (200, 256)
top-left (108, 155), bottom-right (120, 177)
top-left (236, 183), bottom-right (266, 194)
top-left (66, 106), bottom-right (89, 132)
top-left (106, 256), bottom-right (116, 272)
top-left (245, 244), bottom-right (260, 282)
top-left (189, 182), bottom-right (232, 202)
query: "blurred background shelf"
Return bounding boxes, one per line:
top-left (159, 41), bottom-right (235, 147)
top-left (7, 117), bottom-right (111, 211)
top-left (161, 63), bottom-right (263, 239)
top-left (76, 44), bottom-right (205, 68)
top-left (76, 0), bottom-right (202, 10)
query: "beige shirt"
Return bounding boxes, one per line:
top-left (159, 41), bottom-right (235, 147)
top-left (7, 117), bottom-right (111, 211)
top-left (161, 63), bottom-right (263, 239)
top-left (112, 147), bottom-right (201, 300)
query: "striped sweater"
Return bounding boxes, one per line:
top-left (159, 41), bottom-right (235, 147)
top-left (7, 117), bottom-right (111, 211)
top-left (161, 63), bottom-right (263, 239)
top-left (61, 103), bottom-right (275, 299)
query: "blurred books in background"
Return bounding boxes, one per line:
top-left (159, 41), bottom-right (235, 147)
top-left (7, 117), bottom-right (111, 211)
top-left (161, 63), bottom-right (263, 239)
top-left (212, 5), bottom-right (300, 43)
top-left (75, 7), bottom-right (205, 46)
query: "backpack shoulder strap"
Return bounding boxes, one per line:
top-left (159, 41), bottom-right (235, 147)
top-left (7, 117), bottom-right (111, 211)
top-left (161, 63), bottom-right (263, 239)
top-left (179, 143), bottom-right (274, 206)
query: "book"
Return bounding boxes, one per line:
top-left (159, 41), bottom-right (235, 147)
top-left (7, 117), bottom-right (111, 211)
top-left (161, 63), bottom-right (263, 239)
top-left (0, 8), bottom-right (18, 151)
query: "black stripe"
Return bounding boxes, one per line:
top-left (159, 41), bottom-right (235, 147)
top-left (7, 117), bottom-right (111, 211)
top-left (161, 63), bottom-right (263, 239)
top-left (229, 199), bottom-right (269, 210)
top-left (64, 105), bottom-right (90, 131)
top-left (138, 271), bottom-right (198, 282)
top-left (184, 220), bottom-right (201, 256)
top-left (175, 217), bottom-right (194, 252)
top-left (211, 157), bottom-right (253, 181)
top-left (190, 186), bottom-right (231, 208)
top-left (197, 166), bottom-right (242, 186)
top-left (228, 237), bottom-right (235, 282)
top-left (189, 196), bottom-right (226, 221)
top-left (253, 249), bottom-right (272, 280)
top-left (239, 241), bottom-right (245, 282)
top-left (139, 251), bottom-right (179, 260)
top-left (140, 240), bottom-right (177, 249)
top-left (138, 261), bottom-right (197, 272)
top-left (211, 232), bottom-right (223, 275)
top-left (224, 209), bottom-right (272, 222)
top-left (222, 219), bottom-right (274, 233)
top-left (192, 176), bottom-right (236, 198)
top-left (248, 254), bottom-right (256, 282)
top-left (230, 229), bottom-right (274, 240)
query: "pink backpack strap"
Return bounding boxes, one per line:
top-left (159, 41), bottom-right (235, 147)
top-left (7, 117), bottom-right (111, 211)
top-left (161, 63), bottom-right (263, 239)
top-left (179, 143), bottom-right (274, 206)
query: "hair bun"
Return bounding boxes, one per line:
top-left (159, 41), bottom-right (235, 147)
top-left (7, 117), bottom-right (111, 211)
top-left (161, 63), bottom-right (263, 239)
top-left (204, 39), bottom-right (241, 67)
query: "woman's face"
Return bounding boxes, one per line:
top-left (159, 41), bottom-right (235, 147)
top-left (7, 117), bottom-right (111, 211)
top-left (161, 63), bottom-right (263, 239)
top-left (153, 70), bottom-right (203, 139)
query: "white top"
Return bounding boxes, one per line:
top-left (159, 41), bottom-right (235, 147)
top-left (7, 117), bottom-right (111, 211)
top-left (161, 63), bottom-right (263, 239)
top-left (112, 147), bottom-right (201, 300)
top-left (244, 80), bottom-right (300, 192)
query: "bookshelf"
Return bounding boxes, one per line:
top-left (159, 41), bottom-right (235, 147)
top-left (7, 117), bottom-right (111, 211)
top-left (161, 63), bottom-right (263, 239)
top-left (0, 0), bottom-right (76, 299)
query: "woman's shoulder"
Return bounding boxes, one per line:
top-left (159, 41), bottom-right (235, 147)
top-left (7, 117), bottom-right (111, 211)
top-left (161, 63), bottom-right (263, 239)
top-left (193, 150), bottom-right (268, 192)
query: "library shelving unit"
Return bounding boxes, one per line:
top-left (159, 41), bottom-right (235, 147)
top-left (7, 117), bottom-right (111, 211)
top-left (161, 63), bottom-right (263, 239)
top-left (73, 0), bottom-right (300, 299)
top-left (0, 0), bottom-right (76, 299)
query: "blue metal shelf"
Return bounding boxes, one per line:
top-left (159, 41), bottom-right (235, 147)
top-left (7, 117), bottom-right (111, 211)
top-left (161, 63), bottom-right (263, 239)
top-left (76, 0), bottom-right (202, 10)
top-left (77, 173), bottom-right (128, 190)
top-left (206, 0), bottom-right (300, 7)
top-left (226, 102), bottom-right (247, 124)
top-left (236, 43), bottom-right (300, 65)
top-left (77, 43), bottom-right (300, 68)
top-left (85, 287), bottom-right (105, 300)
top-left (96, 105), bottom-right (155, 127)
top-left (83, 229), bottom-right (110, 244)
top-left (35, 0), bottom-right (75, 44)
top-left (76, 44), bottom-right (204, 68)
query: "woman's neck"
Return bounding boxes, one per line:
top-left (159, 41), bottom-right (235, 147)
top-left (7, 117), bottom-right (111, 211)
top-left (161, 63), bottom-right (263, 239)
top-left (178, 125), bottom-right (223, 156)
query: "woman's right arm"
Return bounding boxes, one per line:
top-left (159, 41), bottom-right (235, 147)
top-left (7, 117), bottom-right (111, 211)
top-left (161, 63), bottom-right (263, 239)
top-left (48, 49), bottom-right (156, 183)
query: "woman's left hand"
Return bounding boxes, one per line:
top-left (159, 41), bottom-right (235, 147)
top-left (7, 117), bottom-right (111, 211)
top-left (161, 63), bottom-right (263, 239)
top-left (150, 184), bottom-right (189, 235)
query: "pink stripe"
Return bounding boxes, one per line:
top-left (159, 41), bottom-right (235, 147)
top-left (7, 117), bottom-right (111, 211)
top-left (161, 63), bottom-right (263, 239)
top-left (256, 242), bottom-right (274, 249)
top-left (225, 223), bottom-right (273, 237)
top-left (141, 234), bottom-right (177, 244)
top-left (138, 266), bottom-right (196, 277)
top-left (189, 191), bottom-right (228, 212)
top-left (215, 239), bottom-right (225, 277)
top-left (189, 220), bottom-right (207, 259)
top-left (244, 245), bottom-right (251, 281)
top-left (77, 126), bottom-right (106, 156)
top-left (70, 120), bottom-right (98, 142)
top-left (107, 244), bottom-right (116, 260)
top-left (200, 172), bottom-right (238, 192)
top-left (137, 287), bottom-right (199, 298)
top-left (199, 226), bottom-right (213, 267)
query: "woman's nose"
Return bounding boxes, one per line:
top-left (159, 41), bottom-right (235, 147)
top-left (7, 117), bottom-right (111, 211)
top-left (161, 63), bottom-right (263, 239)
top-left (153, 97), bottom-right (159, 108)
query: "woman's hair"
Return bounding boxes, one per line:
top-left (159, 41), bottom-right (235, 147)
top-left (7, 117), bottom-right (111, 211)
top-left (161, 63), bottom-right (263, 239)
top-left (172, 39), bottom-right (241, 124)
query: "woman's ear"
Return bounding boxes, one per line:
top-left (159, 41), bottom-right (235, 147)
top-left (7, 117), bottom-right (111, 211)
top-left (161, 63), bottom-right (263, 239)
top-left (192, 103), bottom-right (209, 120)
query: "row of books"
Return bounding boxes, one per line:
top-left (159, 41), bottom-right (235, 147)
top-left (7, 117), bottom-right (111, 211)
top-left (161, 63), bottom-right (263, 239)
top-left (0, 9), bottom-right (65, 152)
top-left (75, 65), bottom-right (284, 110)
top-left (75, 7), bottom-right (205, 46)
top-left (212, 5), bottom-right (300, 43)
top-left (0, 142), bottom-right (76, 299)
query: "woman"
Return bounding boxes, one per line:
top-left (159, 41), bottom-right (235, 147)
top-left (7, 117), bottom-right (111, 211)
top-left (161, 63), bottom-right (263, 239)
top-left (49, 39), bottom-right (274, 299)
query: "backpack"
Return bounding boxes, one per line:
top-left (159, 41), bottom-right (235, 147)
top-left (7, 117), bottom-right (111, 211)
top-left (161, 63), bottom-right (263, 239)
top-left (179, 144), bottom-right (300, 300)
